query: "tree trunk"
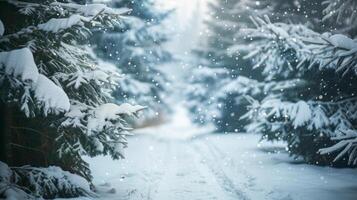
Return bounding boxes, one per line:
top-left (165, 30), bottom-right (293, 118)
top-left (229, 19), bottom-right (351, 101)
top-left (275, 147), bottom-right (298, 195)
top-left (0, 103), bottom-right (13, 165)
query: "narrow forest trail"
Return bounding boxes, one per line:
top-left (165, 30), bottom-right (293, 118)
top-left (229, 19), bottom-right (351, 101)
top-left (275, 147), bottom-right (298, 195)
top-left (73, 1), bottom-right (357, 199)
top-left (88, 135), bottom-right (275, 200)
top-left (85, 109), bottom-right (357, 200)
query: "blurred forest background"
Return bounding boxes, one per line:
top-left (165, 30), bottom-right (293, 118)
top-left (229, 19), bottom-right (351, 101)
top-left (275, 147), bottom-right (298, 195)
top-left (0, 0), bottom-right (357, 199)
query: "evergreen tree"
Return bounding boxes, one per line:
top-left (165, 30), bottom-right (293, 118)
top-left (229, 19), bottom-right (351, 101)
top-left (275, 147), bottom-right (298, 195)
top-left (0, 1), bottom-right (144, 198)
top-left (92, 0), bottom-right (172, 120)
top-left (186, 66), bottom-right (231, 128)
top-left (239, 0), bottom-right (357, 166)
top-left (188, 0), bottom-right (257, 131)
top-left (189, 0), bottom-right (337, 132)
top-left (189, 0), bottom-right (357, 166)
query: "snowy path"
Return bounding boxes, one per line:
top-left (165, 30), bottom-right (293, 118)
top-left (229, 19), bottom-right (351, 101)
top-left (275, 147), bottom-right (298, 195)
top-left (86, 133), bottom-right (357, 200)
top-left (82, 104), bottom-right (357, 200)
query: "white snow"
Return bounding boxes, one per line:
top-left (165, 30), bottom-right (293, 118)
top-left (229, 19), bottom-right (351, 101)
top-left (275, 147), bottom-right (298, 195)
top-left (41, 166), bottom-right (91, 193)
top-left (92, 103), bottom-right (145, 119)
top-left (0, 48), bottom-right (39, 83)
top-left (0, 162), bottom-right (90, 200)
top-left (2, 187), bottom-right (30, 200)
top-left (51, 2), bottom-right (131, 17)
top-left (82, 118), bottom-right (357, 200)
top-left (291, 101), bottom-right (312, 128)
top-left (0, 162), bottom-right (30, 199)
top-left (333, 129), bottom-right (357, 141)
top-left (319, 129), bottom-right (357, 164)
top-left (328, 34), bottom-right (357, 50)
top-left (87, 103), bottom-right (145, 134)
top-left (38, 15), bottom-right (86, 33)
top-left (33, 74), bottom-right (70, 115)
top-left (63, 103), bottom-right (87, 129)
top-left (0, 48), bottom-right (71, 115)
top-left (260, 100), bottom-right (312, 128)
top-left (308, 106), bottom-right (329, 130)
top-left (0, 19), bottom-right (4, 36)
top-left (115, 103), bottom-right (146, 115)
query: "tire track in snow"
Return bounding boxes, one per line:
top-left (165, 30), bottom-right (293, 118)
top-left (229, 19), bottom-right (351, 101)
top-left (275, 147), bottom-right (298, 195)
top-left (206, 140), bottom-right (257, 189)
top-left (94, 135), bottom-right (290, 200)
top-left (192, 140), bottom-right (250, 200)
top-left (198, 138), bottom-right (293, 200)
top-left (152, 140), bottom-right (234, 200)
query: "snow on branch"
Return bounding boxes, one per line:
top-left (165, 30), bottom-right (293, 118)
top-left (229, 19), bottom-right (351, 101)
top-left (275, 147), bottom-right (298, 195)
top-left (246, 96), bottom-right (356, 131)
top-left (319, 129), bottom-right (357, 165)
top-left (237, 16), bottom-right (320, 79)
top-left (308, 34), bottom-right (357, 75)
top-left (218, 77), bottom-right (307, 100)
top-left (60, 102), bottom-right (145, 159)
top-left (1, 0), bottom-right (130, 40)
top-left (35, 2), bottom-right (131, 33)
top-left (50, 2), bottom-right (132, 17)
top-left (33, 74), bottom-right (70, 116)
top-left (259, 99), bottom-right (313, 129)
top-left (0, 161), bottom-right (94, 199)
top-left (8, 0), bottom-right (131, 17)
top-left (0, 47), bottom-right (39, 83)
top-left (87, 103), bottom-right (145, 136)
top-left (0, 48), bottom-right (70, 116)
top-left (244, 94), bottom-right (357, 164)
top-left (239, 16), bottom-right (357, 78)
top-left (234, 0), bottom-right (357, 167)
top-left (38, 14), bottom-right (89, 33)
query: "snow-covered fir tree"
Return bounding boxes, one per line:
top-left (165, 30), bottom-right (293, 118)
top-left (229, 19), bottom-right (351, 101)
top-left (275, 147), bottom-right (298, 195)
top-left (239, 0), bottom-right (357, 166)
top-left (186, 66), bottom-right (231, 129)
top-left (189, 0), bottom-right (357, 166)
top-left (188, 0), bottom-right (323, 132)
top-left (91, 0), bottom-right (172, 121)
top-left (0, 1), bottom-right (144, 198)
top-left (188, 0), bottom-right (261, 132)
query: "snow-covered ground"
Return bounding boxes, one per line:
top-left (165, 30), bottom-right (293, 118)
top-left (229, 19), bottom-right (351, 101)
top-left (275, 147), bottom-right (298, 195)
top-left (83, 108), bottom-right (357, 200)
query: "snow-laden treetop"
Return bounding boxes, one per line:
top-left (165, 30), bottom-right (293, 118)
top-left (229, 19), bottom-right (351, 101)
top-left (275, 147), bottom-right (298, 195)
top-left (0, 0), bottom-right (137, 117)
top-left (0, 1), bottom-right (145, 182)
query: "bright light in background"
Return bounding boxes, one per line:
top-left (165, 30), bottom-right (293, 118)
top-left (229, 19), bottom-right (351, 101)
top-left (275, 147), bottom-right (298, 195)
top-left (156, 0), bottom-right (208, 30)
top-left (151, 0), bottom-right (212, 126)
top-left (153, 0), bottom-right (211, 85)
top-left (156, 0), bottom-right (210, 53)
